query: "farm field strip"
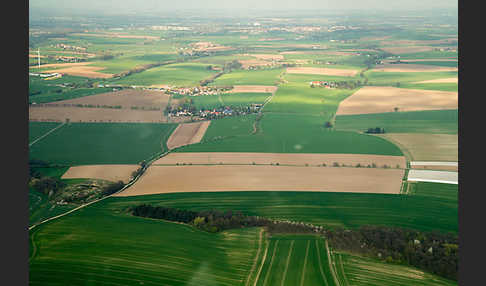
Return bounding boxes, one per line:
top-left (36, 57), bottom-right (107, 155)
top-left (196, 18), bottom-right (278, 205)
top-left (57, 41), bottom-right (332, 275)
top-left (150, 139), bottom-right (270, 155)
top-left (166, 121), bottom-right (211, 150)
top-left (379, 133), bottom-right (458, 162)
top-left (61, 164), bottom-right (140, 183)
top-left (414, 78), bottom-right (458, 84)
top-left (114, 165), bottom-right (405, 196)
top-left (255, 236), bottom-right (334, 286)
top-left (154, 152), bottom-right (406, 168)
top-left (407, 169), bottom-right (458, 184)
top-left (29, 106), bottom-right (167, 123)
top-left (372, 63), bottom-right (457, 73)
top-left (286, 67), bottom-right (358, 77)
top-left (410, 161), bottom-right (458, 171)
top-left (336, 86), bottom-right (457, 115)
top-left (230, 85), bottom-right (279, 93)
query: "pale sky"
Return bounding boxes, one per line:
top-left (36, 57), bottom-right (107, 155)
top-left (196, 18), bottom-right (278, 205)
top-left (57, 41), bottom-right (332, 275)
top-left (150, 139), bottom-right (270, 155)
top-left (30, 0), bottom-right (458, 15)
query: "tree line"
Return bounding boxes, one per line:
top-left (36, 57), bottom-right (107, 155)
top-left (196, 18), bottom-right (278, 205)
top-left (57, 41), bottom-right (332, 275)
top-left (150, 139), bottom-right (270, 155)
top-left (326, 225), bottom-right (458, 281)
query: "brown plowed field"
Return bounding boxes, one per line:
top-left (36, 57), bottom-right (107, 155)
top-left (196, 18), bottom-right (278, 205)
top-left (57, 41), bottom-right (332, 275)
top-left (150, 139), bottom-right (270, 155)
top-left (336, 86), bottom-right (457, 115)
top-left (154, 152), bottom-right (406, 168)
top-left (166, 121), bottom-right (211, 150)
top-left (61, 164), bottom-right (140, 183)
top-left (29, 106), bottom-right (165, 123)
top-left (380, 46), bottom-right (436, 55)
top-left (230, 85), bottom-right (278, 93)
top-left (372, 63), bottom-right (457, 73)
top-left (414, 78), bottom-right (458, 84)
top-left (113, 165), bottom-right (404, 196)
top-left (29, 62), bottom-right (113, 78)
top-left (286, 67), bottom-right (358, 77)
top-left (47, 89), bottom-right (170, 109)
top-left (379, 133), bottom-right (458, 162)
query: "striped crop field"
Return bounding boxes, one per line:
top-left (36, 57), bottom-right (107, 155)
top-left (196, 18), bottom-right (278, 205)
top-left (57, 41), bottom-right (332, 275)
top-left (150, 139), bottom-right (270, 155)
top-left (254, 235), bottom-right (337, 286)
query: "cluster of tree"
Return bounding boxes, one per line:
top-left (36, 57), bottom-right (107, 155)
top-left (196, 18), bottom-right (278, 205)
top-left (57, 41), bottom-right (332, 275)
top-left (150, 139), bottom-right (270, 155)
top-left (130, 205), bottom-right (323, 234)
top-left (365, 127), bottom-right (386, 134)
top-left (200, 71), bottom-right (224, 86)
top-left (333, 80), bottom-right (363, 89)
top-left (31, 177), bottom-right (66, 197)
top-left (113, 60), bottom-right (176, 78)
top-left (101, 181), bottom-right (125, 196)
top-left (326, 225), bottom-right (458, 281)
top-left (223, 60), bottom-right (242, 72)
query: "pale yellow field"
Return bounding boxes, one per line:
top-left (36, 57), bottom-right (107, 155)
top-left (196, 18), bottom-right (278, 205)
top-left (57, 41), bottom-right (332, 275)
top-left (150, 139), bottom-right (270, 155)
top-left (229, 85), bottom-right (278, 93)
top-left (154, 152), bottom-right (406, 168)
top-left (166, 121), bottom-right (211, 150)
top-left (61, 164), bottom-right (140, 183)
top-left (336, 86), bottom-right (457, 115)
top-left (372, 63), bottom-right (457, 73)
top-left (286, 67), bottom-right (358, 77)
top-left (114, 165), bottom-right (405, 196)
top-left (414, 78), bottom-right (458, 84)
top-left (379, 133), bottom-right (458, 162)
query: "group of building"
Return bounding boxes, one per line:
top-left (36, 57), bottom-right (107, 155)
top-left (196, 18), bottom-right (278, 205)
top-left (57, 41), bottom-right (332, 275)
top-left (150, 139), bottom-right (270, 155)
top-left (309, 81), bottom-right (336, 88)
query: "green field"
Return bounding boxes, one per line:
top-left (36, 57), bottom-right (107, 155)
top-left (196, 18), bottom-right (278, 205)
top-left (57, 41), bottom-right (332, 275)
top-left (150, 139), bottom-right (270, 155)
top-left (178, 113), bottom-right (403, 155)
top-left (335, 109), bottom-right (458, 134)
top-left (111, 62), bottom-right (219, 87)
top-left (192, 92), bottom-right (271, 110)
top-left (408, 181), bottom-right (458, 202)
top-left (29, 199), bottom-right (262, 286)
top-left (400, 82), bottom-right (458, 92)
top-left (255, 235), bottom-right (335, 286)
top-left (89, 53), bottom-right (181, 74)
top-left (107, 191), bottom-right (457, 234)
top-left (29, 122), bottom-right (177, 165)
top-left (210, 68), bottom-right (283, 86)
top-left (29, 188), bottom-right (77, 227)
top-left (202, 114), bottom-right (257, 141)
top-left (365, 71), bottom-right (457, 86)
top-left (29, 122), bottom-right (62, 143)
top-left (332, 251), bottom-right (457, 286)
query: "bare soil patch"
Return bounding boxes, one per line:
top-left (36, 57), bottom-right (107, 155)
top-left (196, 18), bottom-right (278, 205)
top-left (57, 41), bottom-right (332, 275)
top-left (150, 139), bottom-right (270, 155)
top-left (372, 63), bottom-right (457, 73)
top-left (61, 164), bottom-right (140, 183)
top-left (230, 85), bottom-right (278, 93)
top-left (114, 165), bottom-right (404, 196)
top-left (29, 106), bottom-right (166, 123)
top-left (47, 89), bottom-right (170, 109)
top-left (414, 78), bottom-right (458, 84)
top-left (379, 133), bottom-right (458, 162)
top-left (336, 86), bottom-right (457, 115)
top-left (154, 152), bottom-right (406, 168)
top-left (380, 46), bottom-right (437, 55)
top-left (30, 62), bottom-right (113, 78)
top-left (286, 67), bottom-right (358, 77)
top-left (407, 169), bottom-right (458, 184)
top-left (166, 121), bottom-right (211, 150)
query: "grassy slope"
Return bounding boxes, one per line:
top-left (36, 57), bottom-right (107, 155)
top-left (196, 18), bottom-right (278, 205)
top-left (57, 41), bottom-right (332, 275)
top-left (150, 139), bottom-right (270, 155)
top-left (29, 122), bottom-right (62, 143)
top-left (112, 62), bottom-right (218, 87)
top-left (408, 181), bottom-right (458, 202)
top-left (29, 199), bottom-right (261, 286)
top-left (335, 109), bottom-right (458, 134)
top-left (210, 68), bottom-right (283, 86)
top-left (29, 123), bottom-right (177, 165)
top-left (334, 252), bottom-right (457, 286)
top-left (107, 191), bottom-right (457, 234)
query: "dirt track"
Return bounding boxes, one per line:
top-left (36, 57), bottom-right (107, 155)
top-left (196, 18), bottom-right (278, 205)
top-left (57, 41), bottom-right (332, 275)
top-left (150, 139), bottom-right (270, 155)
top-left (336, 86), bottom-right (457, 115)
top-left (166, 121), bottom-right (211, 150)
top-left (61, 165), bottom-right (140, 183)
top-left (113, 165), bottom-right (404, 196)
top-left (154, 152), bottom-right (406, 168)
top-left (286, 67), bottom-right (358, 77)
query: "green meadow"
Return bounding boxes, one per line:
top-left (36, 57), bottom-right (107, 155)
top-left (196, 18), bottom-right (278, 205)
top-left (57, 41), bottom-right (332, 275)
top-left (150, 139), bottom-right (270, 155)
top-left (29, 122), bottom-right (177, 165)
top-left (210, 68), bottom-right (283, 86)
top-left (192, 92), bottom-right (271, 110)
top-left (364, 70), bottom-right (457, 86)
top-left (335, 109), bottom-right (458, 134)
top-left (408, 181), bottom-right (458, 202)
top-left (29, 122), bottom-right (63, 143)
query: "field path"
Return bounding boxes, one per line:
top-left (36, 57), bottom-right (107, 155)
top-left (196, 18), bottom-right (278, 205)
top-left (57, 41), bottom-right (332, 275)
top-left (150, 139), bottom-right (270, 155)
top-left (326, 240), bottom-right (341, 286)
top-left (299, 240), bottom-right (311, 286)
top-left (262, 240), bottom-right (279, 286)
top-left (246, 228), bottom-right (265, 286)
top-left (280, 240), bottom-right (295, 286)
top-left (252, 233), bottom-right (270, 286)
top-left (315, 240), bottom-right (329, 286)
top-left (29, 122), bottom-right (65, 147)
